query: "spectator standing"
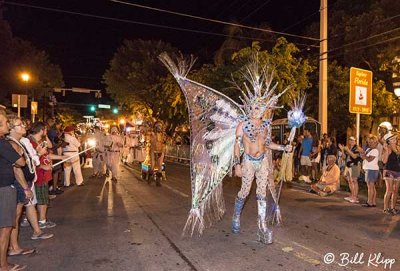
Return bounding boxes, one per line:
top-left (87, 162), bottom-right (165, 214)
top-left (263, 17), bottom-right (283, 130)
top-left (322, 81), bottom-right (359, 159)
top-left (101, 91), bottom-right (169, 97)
top-left (29, 122), bottom-right (65, 229)
top-left (6, 116), bottom-right (36, 257)
top-left (299, 129), bottom-right (313, 183)
top-left (339, 137), bottom-right (362, 203)
top-left (359, 135), bottom-right (380, 207)
top-left (310, 132), bottom-right (321, 182)
top-left (381, 133), bottom-right (400, 215)
top-left (0, 110), bottom-right (27, 271)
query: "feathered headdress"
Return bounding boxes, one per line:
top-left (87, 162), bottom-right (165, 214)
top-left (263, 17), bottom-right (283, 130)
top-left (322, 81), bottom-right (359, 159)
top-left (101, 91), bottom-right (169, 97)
top-left (230, 55), bottom-right (290, 115)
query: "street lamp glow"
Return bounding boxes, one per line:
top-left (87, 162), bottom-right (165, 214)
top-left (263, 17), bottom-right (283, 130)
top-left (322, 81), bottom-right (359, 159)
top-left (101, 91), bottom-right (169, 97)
top-left (20, 73), bottom-right (30, 82)
top-left (394, 88), bottom-right (400, 97)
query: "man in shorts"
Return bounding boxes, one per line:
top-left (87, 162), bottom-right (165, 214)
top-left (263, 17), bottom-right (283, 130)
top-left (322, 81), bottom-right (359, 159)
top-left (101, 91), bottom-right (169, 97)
top-left (299, 129), bottom-right (313, 183)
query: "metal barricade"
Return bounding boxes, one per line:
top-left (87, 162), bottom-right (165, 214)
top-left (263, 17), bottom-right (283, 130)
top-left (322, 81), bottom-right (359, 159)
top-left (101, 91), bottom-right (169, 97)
top-left (165, 144), bottom-right (190, 163)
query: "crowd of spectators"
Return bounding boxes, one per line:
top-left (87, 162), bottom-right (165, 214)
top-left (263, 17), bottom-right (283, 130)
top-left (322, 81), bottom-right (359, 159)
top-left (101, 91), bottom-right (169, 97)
top-left (288, 123), bottom-right (399, 216)
top-left (0, 109), bottom-right (88, 271)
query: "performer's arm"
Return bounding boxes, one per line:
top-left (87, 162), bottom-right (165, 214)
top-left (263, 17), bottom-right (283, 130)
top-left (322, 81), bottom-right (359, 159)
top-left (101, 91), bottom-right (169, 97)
top-left (234, 122), bottom-right (243, 177)
top-left (267, 142), bottom-right (292, 152)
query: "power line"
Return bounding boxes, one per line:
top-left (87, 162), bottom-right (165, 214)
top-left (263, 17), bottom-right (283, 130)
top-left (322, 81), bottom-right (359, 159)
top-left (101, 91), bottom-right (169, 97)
top-left (109, 0), bottom-right (320, 41)
top-left (330, 12), bottom-right (400, 40)
top-left (319, 35), bottom-right (400, 61)
top-left (4, 1), bottom-right (319, 49)
top-left (327, 26), bottom-right (400, 54)
top-left (281, 10), bottom-right (319, 32)
top-left (240, 0), bottom-right (273, 23)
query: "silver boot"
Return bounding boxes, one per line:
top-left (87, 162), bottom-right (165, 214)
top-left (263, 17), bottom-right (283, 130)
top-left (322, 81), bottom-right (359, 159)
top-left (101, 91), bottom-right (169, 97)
top-left (257, 198), bottom-right (273, 244)
top-left (232, 197), bottom-right (245, 234)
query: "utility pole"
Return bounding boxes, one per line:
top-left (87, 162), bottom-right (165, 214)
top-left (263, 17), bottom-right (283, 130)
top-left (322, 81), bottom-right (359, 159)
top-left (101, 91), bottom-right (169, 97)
top-left (319, 0), bottom-right (328, 134)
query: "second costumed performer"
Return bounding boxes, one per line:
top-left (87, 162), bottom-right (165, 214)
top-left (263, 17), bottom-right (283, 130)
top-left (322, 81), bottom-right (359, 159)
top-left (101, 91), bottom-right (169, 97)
top-left (160, 53), bottom-right (294, 244)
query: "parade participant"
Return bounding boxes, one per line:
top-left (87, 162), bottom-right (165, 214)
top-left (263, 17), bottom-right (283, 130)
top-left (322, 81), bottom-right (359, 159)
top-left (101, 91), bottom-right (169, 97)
top-left (381, 133), bottom-right (400, 215)
top-left (104, 126), bottom-right (124, 182)
top-left (160, 53), bottom-right (294, 244)
top-left (150, 121), bottom-right (166, 186)
top-left (91, 126), bottom-right (106, 177)
top-left (63, 126), bottom-right (84, 187)
top-left (232, 99), bottom-right (292, 244)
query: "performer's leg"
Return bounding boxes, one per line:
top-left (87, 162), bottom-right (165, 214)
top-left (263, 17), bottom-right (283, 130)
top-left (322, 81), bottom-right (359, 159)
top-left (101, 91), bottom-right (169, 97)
top-left (232, 161), bottom-right (255, 233)
top-left (256, 196), bottom-right (273, 244)
top-left (255, 160), bottom-right (273, 244)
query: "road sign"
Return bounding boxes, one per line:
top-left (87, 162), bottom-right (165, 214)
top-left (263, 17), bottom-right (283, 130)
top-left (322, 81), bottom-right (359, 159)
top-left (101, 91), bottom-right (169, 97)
top-left (98, 104), bottom-right (111, 109)
top-left (11, 94), bottom-right (28, 108)
top-left (349, 67), bottom-right (373, 114)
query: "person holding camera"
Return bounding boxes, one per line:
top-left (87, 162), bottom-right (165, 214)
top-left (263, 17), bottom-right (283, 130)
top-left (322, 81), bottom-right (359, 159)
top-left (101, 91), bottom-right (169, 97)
top-left (339, 136), bottom-right (362, 204)
top-left (381, 133), bottom-right (400, 215)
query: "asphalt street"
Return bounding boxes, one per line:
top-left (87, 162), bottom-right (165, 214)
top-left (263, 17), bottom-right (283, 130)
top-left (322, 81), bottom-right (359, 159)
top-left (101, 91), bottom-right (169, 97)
top-left (14, 162), bottom-right (400, 271)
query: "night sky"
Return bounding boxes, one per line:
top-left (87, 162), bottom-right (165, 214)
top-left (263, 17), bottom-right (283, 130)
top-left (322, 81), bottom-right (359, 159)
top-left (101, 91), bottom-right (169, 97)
top-left (3, 0), bottom-right (322, 90)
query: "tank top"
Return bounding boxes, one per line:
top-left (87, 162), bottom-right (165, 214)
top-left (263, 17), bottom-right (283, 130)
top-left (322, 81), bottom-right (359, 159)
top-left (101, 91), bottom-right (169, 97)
top-left (385, 151), bottom-right (400, 172)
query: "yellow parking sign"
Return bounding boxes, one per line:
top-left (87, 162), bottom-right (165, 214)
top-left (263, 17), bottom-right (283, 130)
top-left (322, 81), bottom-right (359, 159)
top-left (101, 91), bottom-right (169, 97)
top-left (349, 67), bottom-right (373, 114)
top-left (31, 101), bottom-right (38, 115)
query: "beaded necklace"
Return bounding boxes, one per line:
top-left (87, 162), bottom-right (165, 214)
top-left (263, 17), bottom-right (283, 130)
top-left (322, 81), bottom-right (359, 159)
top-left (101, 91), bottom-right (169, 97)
top-left (242, 118), bottom-right (271, 143)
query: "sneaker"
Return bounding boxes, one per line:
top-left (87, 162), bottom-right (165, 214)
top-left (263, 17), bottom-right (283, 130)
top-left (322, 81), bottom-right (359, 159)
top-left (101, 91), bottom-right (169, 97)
top-left (349, 198), bottom-right (359, 203)
top-left (304, 177), bottom-right (312, 184)
top-left (55, 188), bottom-right (64, 194)
top-left (318, 191), bottom-right (328, 197)
top-left (344, 197), bottom-right (352, 202)
top-left (49, 194), bottom-right (57, 200)
top-left (298, 175), bottom-right (305, 181)
top-left (31, 232), bottom-right (54, 240)
top-left (390, 209), bottom-right (398, 215)
top-left (39, 220), bottom-right (56, 229)
top-left (20, 218), bottom-right (30, 227)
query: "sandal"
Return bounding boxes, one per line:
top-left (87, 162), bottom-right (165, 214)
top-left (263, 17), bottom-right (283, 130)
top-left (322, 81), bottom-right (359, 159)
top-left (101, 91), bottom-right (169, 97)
top-left (8, 248), bottom-right (35, 256)
top-left (362, 203), bottom-right (375, 207)
top-left (9, 263), bottom-right (27, 271)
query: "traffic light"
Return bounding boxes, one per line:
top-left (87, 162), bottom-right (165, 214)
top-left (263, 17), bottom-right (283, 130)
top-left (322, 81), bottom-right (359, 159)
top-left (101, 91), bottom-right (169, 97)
top-left (112, 108), bottom-right (118, 114)
top-left (90, 105), bottom-right (96, 112)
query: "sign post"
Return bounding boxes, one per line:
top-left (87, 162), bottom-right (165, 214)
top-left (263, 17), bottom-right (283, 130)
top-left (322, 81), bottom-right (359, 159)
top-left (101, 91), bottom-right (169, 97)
top-left (12, 94), bottom-right (28, 118)
top-left (31, 101), bottom-right (38, 123)
top-left (349, 67), bottom-right (373, 144)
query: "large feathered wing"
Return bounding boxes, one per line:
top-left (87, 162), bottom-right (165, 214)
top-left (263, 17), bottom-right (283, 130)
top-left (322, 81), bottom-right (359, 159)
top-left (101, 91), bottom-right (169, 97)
top-left (159, 53), bottom-right (245, 236)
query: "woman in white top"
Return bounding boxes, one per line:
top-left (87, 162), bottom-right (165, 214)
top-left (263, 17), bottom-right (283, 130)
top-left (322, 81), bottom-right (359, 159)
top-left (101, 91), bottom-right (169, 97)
top-left (359, 135), bottom-right (379, 207)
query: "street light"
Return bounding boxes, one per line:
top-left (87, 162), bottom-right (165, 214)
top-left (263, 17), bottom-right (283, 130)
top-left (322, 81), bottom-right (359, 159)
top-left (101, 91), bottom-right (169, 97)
top-left (20, 72), bottom-right (30, 82)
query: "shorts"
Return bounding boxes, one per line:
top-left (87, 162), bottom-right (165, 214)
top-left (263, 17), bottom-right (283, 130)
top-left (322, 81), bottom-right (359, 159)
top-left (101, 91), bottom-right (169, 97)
top-left (383, 170), bottom-right (400, 181)
top-left (344, 165), bottom-right (361, 179)
top-left (365, 170), bottom-right (379, 183)
top-left (311, 153), bottom-right (321, 164)
top-left (300, 155), bottom-right (312, 167)
top-left (316, 183), bottom-right (336, 193)
top-left (14, 180), bottom-right (33, 204)
top-left (0, 186), bottom-right (17, 228)
top-left (35, 183), bottom-right (49, 205)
